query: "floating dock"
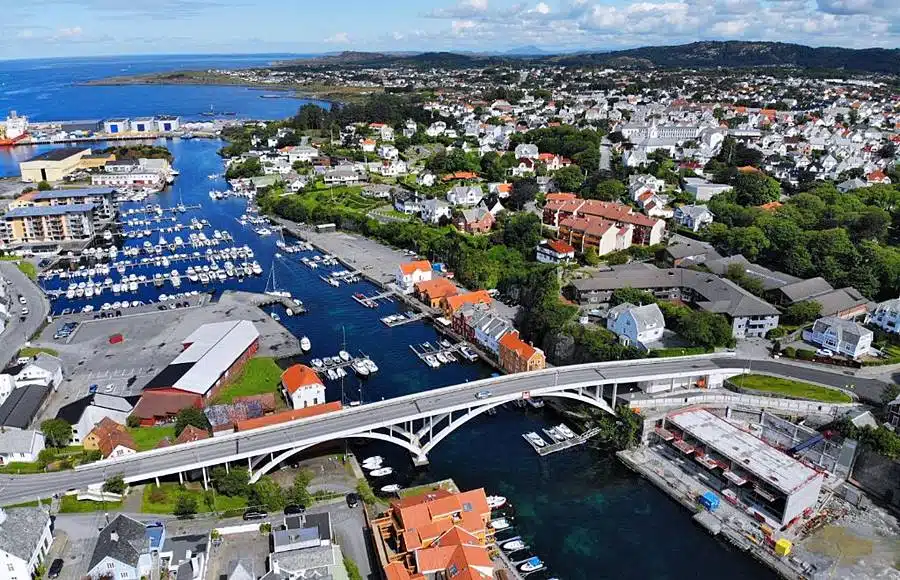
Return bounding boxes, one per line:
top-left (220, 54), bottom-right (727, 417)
top-left (352, 290), bottom-right (395, 307)
top-left (522, 426), bottom-right (601, 456)
top-left (409, 341), bottom-right (470, 368)
top-left (381, 312), bottom-right (426, 327)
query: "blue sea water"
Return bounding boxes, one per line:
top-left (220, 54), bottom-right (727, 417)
top-left (0, 56), bottom-right (777, 580)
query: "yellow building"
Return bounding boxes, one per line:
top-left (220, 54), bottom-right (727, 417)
top-left (77, 153), bottom-right (116, 170)
top-left (0, 204), bottom-right (96, 247)
top-left (19, 147), bottom-right (91, 183)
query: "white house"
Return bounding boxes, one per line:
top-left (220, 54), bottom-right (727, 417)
top-left (282, 365), bottom-right (326, 410)
top-left (683, 177), bottom-right (733, 202)
top-left (286, 145), bottom-right (319, 164)
top-left (673, 204), bottom-right (715, 232)
top-left (514, 143), bottom-right (539, 159)
top-left (473, 312), bottom-right (514, 356)
top-left (15, 354), bottom-right (63, 390)
top-left (536, 239), bottom-right (576, 265)
top-left (0, 430), bottom-right (45, 465)
top-left (606, 302), bottom-right (666, 350)
top-left (377, 145), bottom-right (399, 159)
top-left (0, 506), bottom-right (53, 580)
top-left (396, 260), bottom-right (432, 294)
top-left (803, 317), bottom-right (873, 359)
top-left (421, 198), bottom-right (452, 225)
top-left (446, 185), bottom-right (483, 207)
top-left (0, 374), bottom-right (13, 408)
top-left (59, 393), bottom-right (134, 444)
top-left (417, 172), bottom-right (437, 187)
top-left (87, 515), bottom-right (153, 580)
top-left (866, 298), bottom-right (900, 334)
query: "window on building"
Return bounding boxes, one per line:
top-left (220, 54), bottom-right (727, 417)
top-left (107, 562), bottom-right (115, 569)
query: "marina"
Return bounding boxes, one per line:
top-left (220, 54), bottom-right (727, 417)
top-left (351, 289), bottom-right (394, 307)
top-left (380, 312), bottom-right (427, 327)
top-left (309, 351), bottom-right (380, 381)
top-left (521, 424), bottom-right (602, 456)
top-left (408, 339), bottom-right (472, 369)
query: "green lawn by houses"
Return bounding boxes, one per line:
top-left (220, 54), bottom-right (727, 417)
top-left (59, 494), bottom-right (124, 513)
top-left (141, 483), bottom-right (247, 514)
top-left (128, 425), bottom-right (176, 451)
top-left (213, 357), bottom-right (283, 403)
top-left (18, 346), bottom-right (59, 358)
top-left (730, 374), bottom-right (853, 403)
top-left (0, 256), bottom-right (37, 280)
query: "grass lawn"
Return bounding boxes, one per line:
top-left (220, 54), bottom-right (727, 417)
top-left (18, 346), bottom-right (59, 358)
top-left (0, 461), bottom-right (45, 474)
top-left (649, 346), bottom-right (711, 358)
top-left (0, 256), bottom-right (37, 280)
top-left (59, 494), bottom-right (123, 513)
top-left (128, 425), bottom-right (176, 451)
top-left (730, 374), bottom-right (853, 403)
top-left (141, 483), bottom-right (247, 514)
top-left (2, 499), bottom-right (46, 508)
top-left (214, 357), bottom-right (282, 403)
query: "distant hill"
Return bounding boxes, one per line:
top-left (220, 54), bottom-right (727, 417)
top-left (280, 42), bottom-right (900, 74)
top-left (550, 41), bottom-right (900, 74)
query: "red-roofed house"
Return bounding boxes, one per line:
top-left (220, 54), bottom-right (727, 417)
top-left (234, 401), bottom-right (342, 432)
top-left (544, 196), bottom-right (665, 247)
top-left (372, 487), bottom-right (493, 579)
top-left (397, 260), bottom-right (433, 294)
top-left (175, 424), bottom-right (210, 444)
top-left (499, 331), bottom-right (546, 374)
top-left (866, 170), bottom-right (891, 184)
top-left (281, 364), bottom-right (325, 410)
top-left (536, 239), bottom-right (576, 264)
top-left (414, 278), bottom-right (459, 308)
top-left (441, 290), bottom-right (493, 317)
top-left (131, 390), bottom-right (202, 427)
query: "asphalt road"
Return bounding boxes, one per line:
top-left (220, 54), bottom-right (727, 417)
top-left (0, 356), bottom-right (890, 505)
top-left (0, 260), bottom-right (51, 368)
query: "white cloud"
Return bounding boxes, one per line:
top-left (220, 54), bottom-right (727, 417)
top-left (324, 31), bottom-right (350, 43)
top-left (534, 2), bottom-right (551, 15)
top-left (711, 19), bottom-right (749, 35)
top-left (451, 20), bottom-right (477, 34)
top-left (57, 26), bottom-right (83, 38)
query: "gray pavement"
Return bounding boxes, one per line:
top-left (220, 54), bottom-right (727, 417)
top-left (0, 260), bottom-right (51, 368)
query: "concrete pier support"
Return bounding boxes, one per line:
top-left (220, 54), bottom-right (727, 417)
top-left (225, 462), bottom-right (230, 474)
top-left (202, 466), bottom-right (208, 490)
top-left (611, 383), bottom-right (618, 409)
top-left (412, 453), bottom-right (430, 467)
top-left (178, 471), bottom-right (184, 484)
top-left (155, 476), bottom-right (160, 487)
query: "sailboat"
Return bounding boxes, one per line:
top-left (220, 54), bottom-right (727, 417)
top-left (264, 260), bottom-right (292, 298)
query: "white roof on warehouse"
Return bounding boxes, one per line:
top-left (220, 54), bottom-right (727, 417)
top-left (169, 320), bottom-right (260, 395)
top-left (668, 408), bottom-right (820, 494)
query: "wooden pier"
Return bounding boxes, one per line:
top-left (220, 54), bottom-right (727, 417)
top-left (522, 426), bottom-right (601, 457)
top-left (351, 290), bottom-right (395, 308)
top-left (381, 312), bottom-right (427, 327)
top-left (409, 340), bottom-right (471, 368)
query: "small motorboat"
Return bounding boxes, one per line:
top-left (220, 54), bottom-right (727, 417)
top-left (362, 455), bottom-right (383, 466)
top-left (270, 312), bottom-right (281, 322)
top-left (502, 539), bottom-right (526, 552)
top-left (557, 424), bottom-right (576, 439)
top-left (380, 484), bottom-right (401, 494)
top-left (519, 557), bottom-right (544, 573)
top-left (524, 432), bottom-right (545, 448)
top-left (311, 358), bottom-right (323, 368)
top-left (487, 495), bottom-right (507, 509)
top-left (352, 359), bottom-right (370, 377)
top-left (338, 350), bottom-right (351, 362)
top-left (364, 358), bottom-right (378, 373)
top-left (301, 336), bottom-right (311, 352)
top-left (425, 355), bottom-right (440, 368)
top-left (490, 518), bottom-right (510, 530)
top-left (369, 467), bottom-right (393, 477)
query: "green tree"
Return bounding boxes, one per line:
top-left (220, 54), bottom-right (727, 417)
top-left (40, 418), bottom-right (72, 448)
top-left (248, 476), bottom-right (286, 511)
top-left (225, 157), bottom-right (263, 180)
top-left (210, 467), bottom-right (251, 497)
top-left (610, 287), bottom-right (656, 306)
top-left (102, 474), bottom-right (127, 495)
top-left (126, 414), bottom-right (141, 428)
top-left (509, 177), bottom-right (539, 210)
top-left (588, 179), bottom-right (626, 201)
top-left (582, 247), bottom-right (600, 266)
top-left (286, 469), bottom-right (314, 507)
top-left (174, 494), bottom-right (198, 518)
top-left (500, 213), bottom-right (542, 256)
top-left (174, 407), bottom-right (211, 437)
top-left (881, 383), bottom-right (900, 407)
top-left (36, 181), bottom-right (52, 191)
top-left (552, 165), bottom-right (585, 192)
top-left (783, 300), bottom-right (821, 325)
top-left (733, 172), bottom-right (780, 206)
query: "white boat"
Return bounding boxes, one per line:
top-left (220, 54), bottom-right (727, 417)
top-left (502, 539), bottom-right (525, 552)
top-left (65, 289), bottom-right (76, 299)
top-left (326, 369), bottom-right (337, 380)
top-left (490, 518), bottom-right (510, 530)
top-left (487, 495), bottom-right (507, 509)
top-left (362, 455), bottom-right (383, 466)
top-left (524, 432), bottom-right (545, 448)
top-left (338, 350), bottom-right (351, 362)
top-left (557, 424), bottom-right (576, 439)
top-left (311, 358), bottom-right (323, 368)
top-left (424, 355), bottom-right (440, 368)
top-left (199, 273), bottom-right (210, 284)
top-left (270, 312), bottom-right (281, 321)
top-left (300, 336), bottom-right (311, 352)
top-left (363, 358), bottom-right (378, 373)
top-left (519, 557), bottom-right (544, 573)
top-left (369, 467), bottom-right (393, 477)
top-left (352, 359), bottom-right (370, 377)
top-left (380, 484), bottom-right (401, 494)
top-left (128, 281), bottom-right (139, 292)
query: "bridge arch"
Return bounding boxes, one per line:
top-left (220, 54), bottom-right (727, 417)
top-left (248, 431), bottom-right (424, 483)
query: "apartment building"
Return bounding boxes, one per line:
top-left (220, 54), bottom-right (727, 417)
top-left (0, 204), bottom-right (95, 247)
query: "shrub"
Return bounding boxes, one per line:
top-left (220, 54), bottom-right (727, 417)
top-left (783, 346), bottom-right (797, 358)
top-left (796, 349), bottom-right (816, 361)
top-left (126, 414), bottom-right (141, 428)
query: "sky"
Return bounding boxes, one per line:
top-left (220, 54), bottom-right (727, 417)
top-left (0, 0), bottom-right (897, 60)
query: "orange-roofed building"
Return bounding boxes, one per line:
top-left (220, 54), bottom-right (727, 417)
top-left (281, 364), bottom-right (326, 410)
top-left (397, 260), bottom-right (433, 294)
top-left (372, 487), bottom-right (494, 578)
top-left (758, 201), bottom-right (783, 212)
top-left (234, 401), bottom-right (342, 432)
top-left (415, 277), bottom-right (458, 308)
top-left (175, 424), bottom-right (210, 444)
top-left (84, 417), bottom-right (138, 458)
top-left (440, 290), bottom-right (493, 317)
top-left (536, 239), bottom-right (576, 264)
top-left (499, 331), bottom-right (546, 374)
top-left (866, 170), bottom-right (891, 184)
top-left (737, 165), bottom-right (763, 174)
top-left (442, 171), bottom-right (479, 182)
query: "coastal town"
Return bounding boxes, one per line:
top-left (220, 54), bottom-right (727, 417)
top-left (0, 44), bottom-right (899, 580)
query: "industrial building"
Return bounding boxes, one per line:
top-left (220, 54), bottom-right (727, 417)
top-left (142, 320), bottom-right (260, 403)
top-left (18, 147), bottom-right (91, 183)
top-left (0, 204), bottom-right (96, 247)
top-left (657, 408), bottom-right (824, 526)
top-left (103, 118), bottom-right (129, 134)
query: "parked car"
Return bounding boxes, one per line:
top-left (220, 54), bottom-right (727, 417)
top-left (18, 296), bottom-right (27, 304)
top-left (48, 558), bottom-right (63, 579)
top-left (242, 510), bottom-right (268, 521)
top-left (284, 504), bottom-right (306, 515)
top-left (815, 348), bottom-right (835, 357)
top-left (346, 493), bottom-right (360, 508)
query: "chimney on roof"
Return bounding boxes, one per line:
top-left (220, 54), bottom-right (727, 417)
top-left (110, 531), bottom-right (119, 542)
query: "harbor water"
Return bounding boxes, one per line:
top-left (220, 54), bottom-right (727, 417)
top-left (0, 57), bottom-right (777, 579)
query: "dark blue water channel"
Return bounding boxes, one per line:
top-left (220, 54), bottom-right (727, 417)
top-left (1, 137), bottom-right (776, 579)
